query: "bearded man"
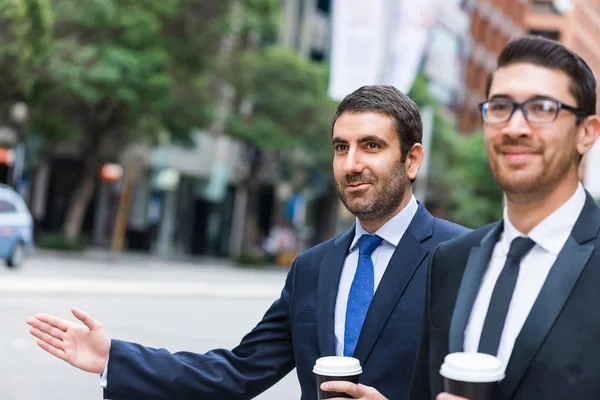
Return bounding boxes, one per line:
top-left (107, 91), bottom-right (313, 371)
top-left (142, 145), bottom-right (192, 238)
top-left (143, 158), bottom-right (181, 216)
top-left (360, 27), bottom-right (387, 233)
top-left (27, 85), bottom-right (469, 400)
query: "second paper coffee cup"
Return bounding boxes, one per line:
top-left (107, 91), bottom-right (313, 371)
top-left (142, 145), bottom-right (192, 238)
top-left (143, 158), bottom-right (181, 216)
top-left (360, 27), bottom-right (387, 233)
top-left (440, 352), bottom-right (505, 400)
top-left (313, 356), bottom-right (362, 399)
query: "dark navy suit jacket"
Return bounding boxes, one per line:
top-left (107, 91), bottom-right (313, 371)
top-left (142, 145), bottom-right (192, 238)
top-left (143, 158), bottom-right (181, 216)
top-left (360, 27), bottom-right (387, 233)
top-left (104, 203), bottom-right (469, 400)
top-left (410, 193), bottom-right (600, 400)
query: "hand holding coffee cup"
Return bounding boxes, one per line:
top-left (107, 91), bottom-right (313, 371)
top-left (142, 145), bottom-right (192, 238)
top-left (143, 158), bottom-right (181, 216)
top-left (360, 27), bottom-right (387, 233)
top-left (439, 352), bottom-right (505, 400)
top-left (436, 394), bottom-right (469, 400)
top-left (313, 356), bottom-right (362, 399)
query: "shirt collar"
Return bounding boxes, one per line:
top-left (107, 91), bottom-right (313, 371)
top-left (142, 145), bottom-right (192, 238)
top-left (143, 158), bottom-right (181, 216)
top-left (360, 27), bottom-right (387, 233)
top-left (501, 182), bottom-right (586, 256)
top-left (350, 195), bottom-right (419, 251)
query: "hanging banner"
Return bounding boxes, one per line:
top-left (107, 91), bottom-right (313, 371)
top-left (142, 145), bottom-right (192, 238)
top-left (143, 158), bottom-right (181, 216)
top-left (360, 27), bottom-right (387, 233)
top-left (383, 0), bottom-right (439, 93)
top-left (328, 0), bottom-right (439, 99)
top-left (328, 0), bottom-right (387, 101)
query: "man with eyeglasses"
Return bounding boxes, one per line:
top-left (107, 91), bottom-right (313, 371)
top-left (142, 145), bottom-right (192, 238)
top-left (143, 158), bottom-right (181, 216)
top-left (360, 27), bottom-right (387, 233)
top-left (404, 35), bottom-right (600, 400)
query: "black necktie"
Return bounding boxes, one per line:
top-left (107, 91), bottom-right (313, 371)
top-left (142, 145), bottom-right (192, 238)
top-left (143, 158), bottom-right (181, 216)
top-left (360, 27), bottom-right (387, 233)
top-left (478, 236), bottom-right (536, 356)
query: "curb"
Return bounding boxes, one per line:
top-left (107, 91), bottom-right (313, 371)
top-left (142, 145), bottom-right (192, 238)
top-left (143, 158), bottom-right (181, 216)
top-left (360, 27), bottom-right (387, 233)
top-left (0, 278), bottom-right (282, 299)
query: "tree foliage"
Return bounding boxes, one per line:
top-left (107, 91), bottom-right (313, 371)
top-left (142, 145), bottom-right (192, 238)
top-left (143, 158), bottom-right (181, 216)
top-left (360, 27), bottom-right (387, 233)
top-left (0, 0), bottom-right (53, 118)
top-left (227, 46), bottom-right (336, 163)
top-left (409, 74), bottom-right (503, 228)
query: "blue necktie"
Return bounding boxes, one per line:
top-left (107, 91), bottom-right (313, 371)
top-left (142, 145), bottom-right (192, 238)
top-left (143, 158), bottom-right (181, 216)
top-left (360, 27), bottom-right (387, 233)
top-left (344, 234), bottom-right (383, 357)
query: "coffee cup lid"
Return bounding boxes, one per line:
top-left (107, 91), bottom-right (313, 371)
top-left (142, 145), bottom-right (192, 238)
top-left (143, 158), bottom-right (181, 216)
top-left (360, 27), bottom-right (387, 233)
top-left (440, 352), bottom-right (505, 383)
top-left (313, 356), bottom-right (362, 377)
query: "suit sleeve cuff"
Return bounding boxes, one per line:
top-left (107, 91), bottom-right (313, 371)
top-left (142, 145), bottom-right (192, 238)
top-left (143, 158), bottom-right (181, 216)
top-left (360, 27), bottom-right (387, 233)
top-left (99, 355), bottom-right (109, 388)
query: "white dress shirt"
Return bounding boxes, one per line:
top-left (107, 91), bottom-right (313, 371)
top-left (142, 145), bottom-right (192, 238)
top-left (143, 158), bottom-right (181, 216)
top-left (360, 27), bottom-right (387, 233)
top-left (334, 195), bottom-right (418, 356)
top-left (100, 195), bottom-right (419, 386)
top-left (464, 183), bottom-right (586, 367)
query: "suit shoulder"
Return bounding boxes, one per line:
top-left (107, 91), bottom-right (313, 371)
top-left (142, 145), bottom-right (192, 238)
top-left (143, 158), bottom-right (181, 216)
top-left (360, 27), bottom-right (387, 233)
top-left (295, 230), bottom-right (349, 262)
top-left (435, 222), bottom-right (496, 255)
top-left (431, 218), bottom-right (471, 241)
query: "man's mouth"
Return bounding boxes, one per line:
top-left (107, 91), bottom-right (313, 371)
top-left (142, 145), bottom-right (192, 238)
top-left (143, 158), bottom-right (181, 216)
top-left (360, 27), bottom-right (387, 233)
top-left (500, 151), bottom-right (537, 161)
top-left (347, 182), bottom-right (370, 187)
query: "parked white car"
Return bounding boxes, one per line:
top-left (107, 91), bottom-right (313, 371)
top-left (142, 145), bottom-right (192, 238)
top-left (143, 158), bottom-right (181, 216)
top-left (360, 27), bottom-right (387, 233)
top-left (0, 184), bottom-right (33, 267)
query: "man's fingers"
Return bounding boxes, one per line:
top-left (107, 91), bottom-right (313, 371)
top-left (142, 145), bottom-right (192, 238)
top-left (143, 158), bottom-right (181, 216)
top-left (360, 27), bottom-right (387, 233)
top-left (437, 394), bottom-right (469, 400)
top-left (71, 307), bottom-right (102, 330)
top-left (29, 327), bottom-right (65, 351)
top-left (32, 320), bottom-right (66, 341)
top-left (321, 381), bottom-right (365, 397)
top-left (26, 316), bottom-right (42, 329)
top-left (36, 339), bottom-right (67, 361)
top-left (32, 314), bottom-right (70, 332)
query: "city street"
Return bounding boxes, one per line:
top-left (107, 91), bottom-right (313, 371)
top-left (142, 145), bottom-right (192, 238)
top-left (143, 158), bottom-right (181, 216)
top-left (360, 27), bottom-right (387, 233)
top-left (0, 251), bottom-right (301, 400)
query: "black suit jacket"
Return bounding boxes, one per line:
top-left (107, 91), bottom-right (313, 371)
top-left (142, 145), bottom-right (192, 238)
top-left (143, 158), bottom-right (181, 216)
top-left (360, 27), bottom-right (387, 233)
top-left (409, 192), bottom-right (600, 400)
top-left (103, 203), bottom-right (469, 400)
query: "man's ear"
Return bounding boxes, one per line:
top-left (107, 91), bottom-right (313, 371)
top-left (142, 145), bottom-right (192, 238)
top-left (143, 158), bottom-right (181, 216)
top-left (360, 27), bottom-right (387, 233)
top-left (577, 115), bottom-right (600, 157)
top-left (405, 143), bottom-right (424, 181)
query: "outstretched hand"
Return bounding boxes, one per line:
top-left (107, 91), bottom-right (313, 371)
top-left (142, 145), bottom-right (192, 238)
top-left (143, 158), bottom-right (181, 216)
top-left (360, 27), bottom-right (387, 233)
top-left (26, 307), bottom-right (111, 374)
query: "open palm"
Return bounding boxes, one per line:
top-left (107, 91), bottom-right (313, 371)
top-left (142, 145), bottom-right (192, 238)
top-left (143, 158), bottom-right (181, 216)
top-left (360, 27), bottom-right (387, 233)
top-left (26, 307), bottom-right (111, 374)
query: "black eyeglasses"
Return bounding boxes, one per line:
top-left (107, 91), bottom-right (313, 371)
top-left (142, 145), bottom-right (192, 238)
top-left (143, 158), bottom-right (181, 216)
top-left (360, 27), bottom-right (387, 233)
top-left (479, 97), bottom-right (589, 124)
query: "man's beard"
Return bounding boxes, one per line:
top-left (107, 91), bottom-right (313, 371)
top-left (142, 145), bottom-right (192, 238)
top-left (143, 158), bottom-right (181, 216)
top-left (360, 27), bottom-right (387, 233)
top-left (489, 135), bottom-right (576, 199)
top-left (336, 160), bottom-right (408, 224)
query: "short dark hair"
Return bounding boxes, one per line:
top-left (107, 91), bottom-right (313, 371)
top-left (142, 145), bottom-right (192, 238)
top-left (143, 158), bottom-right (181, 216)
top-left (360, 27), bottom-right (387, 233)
top-left (331, 85), bottom-right (423, 161)
top-left (485, 35), bottom-right (597, 118)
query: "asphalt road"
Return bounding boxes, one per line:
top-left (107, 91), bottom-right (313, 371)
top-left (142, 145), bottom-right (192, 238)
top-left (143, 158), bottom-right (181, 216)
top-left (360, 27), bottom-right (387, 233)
top-left (0, 252), bottom-right (301, 400)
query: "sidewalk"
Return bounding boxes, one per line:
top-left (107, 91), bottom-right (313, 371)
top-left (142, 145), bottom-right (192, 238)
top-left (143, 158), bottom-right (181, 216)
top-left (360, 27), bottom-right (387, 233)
top-left (33, 247), bottom-right (239, 268)
top-left (0, 249), bottom-right (289, 299)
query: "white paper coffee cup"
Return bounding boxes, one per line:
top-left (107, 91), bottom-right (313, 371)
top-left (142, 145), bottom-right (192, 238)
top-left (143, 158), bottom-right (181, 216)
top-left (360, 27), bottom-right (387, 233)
top-left (313, 356), bottom-right (362, 399)
top-left (440, 352), bottom-right (505, 400)
top-left (313, 356), bottom-right (363, 377)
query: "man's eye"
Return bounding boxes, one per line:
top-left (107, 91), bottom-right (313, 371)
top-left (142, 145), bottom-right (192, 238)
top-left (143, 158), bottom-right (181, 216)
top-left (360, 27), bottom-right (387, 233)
top-left (366, 142), bottom-right (380, 149)
top-left (529, 101), bottom-right (556, 112)
top-left (489, 103), bottom-right (510, 111)
top-left (334, 144), bottom-right (348, 151)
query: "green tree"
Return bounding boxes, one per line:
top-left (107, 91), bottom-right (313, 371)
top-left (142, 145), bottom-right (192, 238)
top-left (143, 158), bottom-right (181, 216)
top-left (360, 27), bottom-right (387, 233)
top-left (28, 0), bottom-right (185, 240)
top-left (409, 74), bottom-right (503, 228)
top-left (227, 46), bottom-right (336, 161)
top-left (2, 0), bottom-right (336, 246)
top-left (0, 0), bottom-right (53, 126)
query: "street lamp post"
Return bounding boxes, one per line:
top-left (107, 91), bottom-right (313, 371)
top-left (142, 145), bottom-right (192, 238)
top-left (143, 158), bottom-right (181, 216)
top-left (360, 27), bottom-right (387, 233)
top-left (9, 101), bottom-right (29, 189)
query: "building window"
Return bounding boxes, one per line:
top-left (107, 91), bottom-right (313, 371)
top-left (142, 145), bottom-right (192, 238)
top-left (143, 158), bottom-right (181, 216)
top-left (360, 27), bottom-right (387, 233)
top-left (317, 0), bottom-right (330, 13)
top-left (529, 29), bottom-right (561, 41)
top-left (530, 0), bottom-right (560, 14)
top-left (0, 199), bottom-right (17, 213)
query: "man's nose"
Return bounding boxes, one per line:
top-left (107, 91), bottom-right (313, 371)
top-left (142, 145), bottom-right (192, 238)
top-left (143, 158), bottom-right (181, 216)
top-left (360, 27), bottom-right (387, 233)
top-left (342, 149), bottom-right (364, 174)
top-left (502, 107), bottom-right (532, 137)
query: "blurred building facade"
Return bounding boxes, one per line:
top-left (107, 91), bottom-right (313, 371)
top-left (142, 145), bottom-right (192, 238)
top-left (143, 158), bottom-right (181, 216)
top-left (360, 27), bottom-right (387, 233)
top-left (278, 0), bottom-right (342, 242)
top-left (460, 0), bottom-right (529, 133)
top-left (525, 0), bottom-right (600, 196)
top-left (279, 0), bottom-right (331, 62)
top-left (422, 0), bottom-right (471, 112)
top-left (526, 0), bottom-right (600, 114)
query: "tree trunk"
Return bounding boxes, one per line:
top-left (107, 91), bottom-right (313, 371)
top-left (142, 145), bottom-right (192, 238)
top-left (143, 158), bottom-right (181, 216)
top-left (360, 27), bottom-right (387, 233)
top-left (61, 155), bottom-right (99, 241)
top-left (241, 147), bottom-right (263, 253)
top-left (27, 143), bottom-right (54, 236)
top-left (208, 0), bottom-right (244, 137)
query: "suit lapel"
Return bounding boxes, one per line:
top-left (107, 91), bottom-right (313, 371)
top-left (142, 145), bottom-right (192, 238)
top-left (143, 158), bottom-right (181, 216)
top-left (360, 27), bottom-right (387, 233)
top-left (316, 228), bottom-right (354, 356)
top-left (352, 204), bottom-right (432, 365)
top-left (499, 193), bottom-right (600, 399)
top-left (449, 222), bottom-right (503, 352)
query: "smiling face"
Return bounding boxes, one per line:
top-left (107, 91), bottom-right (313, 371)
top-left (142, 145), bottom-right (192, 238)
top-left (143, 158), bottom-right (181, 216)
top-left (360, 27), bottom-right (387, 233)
top-left (332, 111), bottom-right (421, 227)
top-left (484, 63), bottom-right (596, 199)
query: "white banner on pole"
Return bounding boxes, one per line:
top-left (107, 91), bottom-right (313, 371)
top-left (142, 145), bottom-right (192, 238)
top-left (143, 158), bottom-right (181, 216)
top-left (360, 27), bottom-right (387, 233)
top-left (327, 0), bottom-right (387, 101)
top-left (328, 0), bottom-right (440, 100)
top-left (384, 0), bottom-right (440, 93)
